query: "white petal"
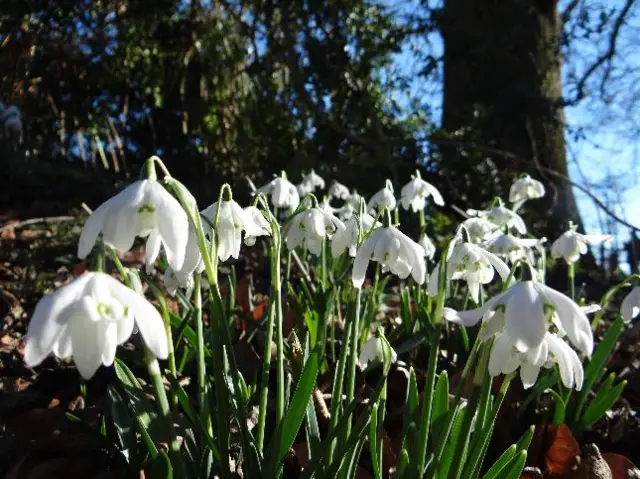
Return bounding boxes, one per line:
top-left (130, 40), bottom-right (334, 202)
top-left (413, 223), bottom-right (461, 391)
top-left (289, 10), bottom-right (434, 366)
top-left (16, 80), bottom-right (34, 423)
top-left (475, 246), bottom-right (510, 282)
top-left (148, 181), bottom-right (189, 271)
top-left (77, 200), bottom-right (112, 259)
top-left (424, 182), bottom-right (444, 206)
top-left (621, 287), bottom-right (640, 323)
top-left (24, 273), bottom-right (94, 367)
top-left (107, 278), bottom-right (168, 360)
top-left (101, 181), bottom-right (147, 251)
top-left (504, 282), bottom-right (546, 352)
top-left (442, 292), bottom-right (504, 327)
top-left (52, 324), bottom-right (73, 358)
top-left (427, 263), bottom-right (441, 297)
top-left (581, 234), bottom-right (614, 245)
top-left (520, 363), bottom-right (540, 389)
top-left (546, 334), bottom-right (577, 389)
top-left (537, 283), bottom-right (593, 356)
top-left (69, 311), bottom-right (104, 379)
top-left (352, 232), bottom-right (378, 288)
top-left (102, 321), bottom-right (119, 366)
top-left (488, 334), bottom-right (512, 377)
top-left (145, 230), bottom-right (162, 269)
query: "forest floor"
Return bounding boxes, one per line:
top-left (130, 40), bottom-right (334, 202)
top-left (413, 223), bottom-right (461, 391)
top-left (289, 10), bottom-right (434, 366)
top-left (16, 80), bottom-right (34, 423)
top-left (1, 183), bottom-right (640, 478)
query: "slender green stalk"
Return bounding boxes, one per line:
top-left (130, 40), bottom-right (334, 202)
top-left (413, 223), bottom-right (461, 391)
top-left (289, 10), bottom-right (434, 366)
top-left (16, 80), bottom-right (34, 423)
top-left (144, 347), bottom-right (186, 477)
top-left (414, 322), bottom-right (441, 477)
top-left (256, 296), bottom-right (275, 452)
top-left (342, 287), bottom-right (362, 442)
top-left (275, 246), bottom-right (285, 427)
top-left (193, 273), bottom-right (209, 430)
top-left (568, 262), bottom-right (575, 300)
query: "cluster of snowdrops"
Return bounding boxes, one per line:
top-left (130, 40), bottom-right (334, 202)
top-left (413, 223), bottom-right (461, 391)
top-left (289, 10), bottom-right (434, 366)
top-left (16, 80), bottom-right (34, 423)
top-left (23, 156), bottom-right (638, 477)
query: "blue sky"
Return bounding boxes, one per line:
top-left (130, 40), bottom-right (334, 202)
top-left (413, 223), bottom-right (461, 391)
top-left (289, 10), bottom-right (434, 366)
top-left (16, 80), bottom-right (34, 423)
top-left (383, 0), bottom-right (639, 263)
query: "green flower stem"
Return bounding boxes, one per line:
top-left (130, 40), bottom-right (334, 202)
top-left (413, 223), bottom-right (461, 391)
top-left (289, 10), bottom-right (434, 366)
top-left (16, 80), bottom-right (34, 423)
top-left (414, 321), bottom-right (441, 477)
top-left (568, 262), bottom-right (575, 301)
top-left (274, 240), bottom-right (286, 429)
top-left (144, 346), bottom-right (186, 478)
top-left (193, 273), bottom-right (209, 430)
top-left (327, 296), bottom-right (355, 465)
top-left (342, 286), bottom-right (362, 443)
top-left (256, 288), bottom-right (276, 452)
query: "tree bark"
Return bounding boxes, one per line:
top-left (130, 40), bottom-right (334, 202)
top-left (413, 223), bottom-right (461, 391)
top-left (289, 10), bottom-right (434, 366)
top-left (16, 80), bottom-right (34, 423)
top-left (440, 0), bottom-right (582, 239)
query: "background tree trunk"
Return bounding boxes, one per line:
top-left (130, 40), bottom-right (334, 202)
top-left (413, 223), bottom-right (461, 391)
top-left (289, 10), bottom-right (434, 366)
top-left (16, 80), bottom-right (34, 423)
top-left (440, 0), bottom-right (582, 239)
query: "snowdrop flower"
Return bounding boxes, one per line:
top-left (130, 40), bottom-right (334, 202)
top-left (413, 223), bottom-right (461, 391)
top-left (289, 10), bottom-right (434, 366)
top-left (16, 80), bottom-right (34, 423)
top-left (327, 180), bottom-right (350, 200)
top-left (367, 179), bottom-right (396, 214)
top-left (201, 199), bottom-right (271, 262)
top-left (332, 212), bottom-right (379, 257)
top-left (78, 179), bottom-right (189, 271)
top-left (358, 331), bottom-right (397, 370)
top-left (484, 233), bottom-right (546, 264)
top-left (509, 174), bottom-right (545, 204)
top-left (551, 225), bottom-right (613, 264)
top-left (352, 213), bottom-right (426, 287)
top-left (297, 169), bottom-right (325, 196)
top-left (469, 204), bottom-right (527, 234)
top-left (458, 217), bottom-right (498, 243)
top-left (621, 286), bottom-right (640, 323)
top-left (487, 330), bottom-right (583, 390)
top-left (24, 272), bottom-right (168, 379)
top-left (443, 280), bottom-right (593, 356)
top-left (428, 241), bottom-right (510, 302)
top-left (255, 172), bottom-right (300, 212)
top-left (284, 206), bottom-right (345, 256)
top-left (243, 206), bottom-right (272, 246)
top-left (163, 226), bottom-right (205, 295)
top-left (419, 233), bottom-right (436, 260)
top-left (400, 170), bottom-right (444, 212)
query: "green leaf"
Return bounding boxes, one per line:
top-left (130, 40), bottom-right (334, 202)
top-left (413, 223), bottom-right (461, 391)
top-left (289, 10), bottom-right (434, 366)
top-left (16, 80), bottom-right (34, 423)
top-left (267, 349), bottom-right (320, 475)
top-left (114, 359), bottom-right (159, 458)
top-left (402, 367), bottom-right (419, 445)
top-left (515, 426), bottom-right (535, 452)
top-left (369, 402), bottom-right (381, 479)
top-left (148, 450), bottom-right (173, 479)
top-left (437, 403), bottom-right (464, 478)
top-left (581, 379), bottom-right (626, 429)
top-left (481, 445), bottom-right (516, 479)
top-left (502, 450), bottom-right (527, 479)
top-left (397, 447), bottom-right (410, 478)
top-left (431, 371), bottom-right (450, 441)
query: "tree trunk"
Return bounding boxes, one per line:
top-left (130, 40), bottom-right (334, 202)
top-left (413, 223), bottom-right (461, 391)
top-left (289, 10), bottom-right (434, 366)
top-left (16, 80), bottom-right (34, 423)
top-left (440, 0), bottom-right (581, 239)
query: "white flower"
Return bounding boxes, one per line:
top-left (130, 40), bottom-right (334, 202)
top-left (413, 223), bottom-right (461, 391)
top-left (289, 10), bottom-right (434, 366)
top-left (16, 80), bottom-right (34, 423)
top-left (332, 212), bottom-right (379, 258)
top-left (551, 228), bottom-right (613, 264)
top-left (201, 200), bottom-right (271, 262)
top-left (358, 333), bottom-right (397, 370)
top-left (327, 180), bottom-right (350, 200)
top-left (484, 233), bottom-right (546, 264)
top-left (352, 225), bottom-right (426, 288)
top-left (509, 174), bottom-right (545, 204)
top-left (78, 179), bottom-right (189, 271)
top-left (400, 170), bottom-right (444, 212)
top-left (419, 233), bottom-right (436, 260)
top-left (487, 330), bottom-right (583, 390)
top-left (24, 272), bottom-right (168, 379)
top-left (297, 169), bottom-right (325, 196)
top-left (458, 217), bottom-right (498, 243)
top-left (443, 280), bottom-right (594, 356)
top-left (428, 242), bottom-right (510, 302)
top-left (284, 207), bottom-right (345, 256)
top-left (367, 180), bottom-right (396, 214)
top-left (163, 225), bottom-right (205, 295)
top-left (621, 286), bottom-right (640, 323)
top-left (256, 173), bottom-right (300, 211)
top-left (469, 205), bottom-right (527, 234)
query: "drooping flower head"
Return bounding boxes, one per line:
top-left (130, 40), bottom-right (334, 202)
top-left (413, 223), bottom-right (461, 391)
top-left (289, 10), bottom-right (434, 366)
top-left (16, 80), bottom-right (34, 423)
top-left (352, 209), bottom-right (426, 288)
top-left (509, 174), bottom-right (545, 205)
top-left (468, 200), bottom-right (527, 234)
top-left (327, 180), bottom-right (350, 200)
top-left (367, 179), bottom-right (396, 214)
top-left (358, 329), bottom-right (397, 370)
top-left (444, 280), bottom-right (594, 356)
top-left (163, 225), bottom-right (205, 295)
top-left (400, 170), bottom-right (444, 212)
top-left (78, 179), bottom-right (189, 271)
top-left (428, 236), bottom-right (510, 303)
top-left (484, 233), bottom-right (546, 264)
top-left (297, 169), bottom-right (326, 196)
top-left (551, 223), bottom-right (613, 264)
top-left (621, 286), bottom-right (640, 323)
top-left (24, 272), bottom-right (168, 379)
top-left (255, 172), bottom-right (300, 212)
top-left (201, 191), bottom-right (272, 262)
top-left (419, 233), bottom-right (436, 261)
top-left (332, 210), bottom-right (379, 258)
top-left (284, 199), bottom-right (345, 256)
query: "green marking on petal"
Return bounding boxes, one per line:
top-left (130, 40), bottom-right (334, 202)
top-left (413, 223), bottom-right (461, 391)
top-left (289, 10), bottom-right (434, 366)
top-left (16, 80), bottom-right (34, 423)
top-left (137, 204), bottom-right (156, 213)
